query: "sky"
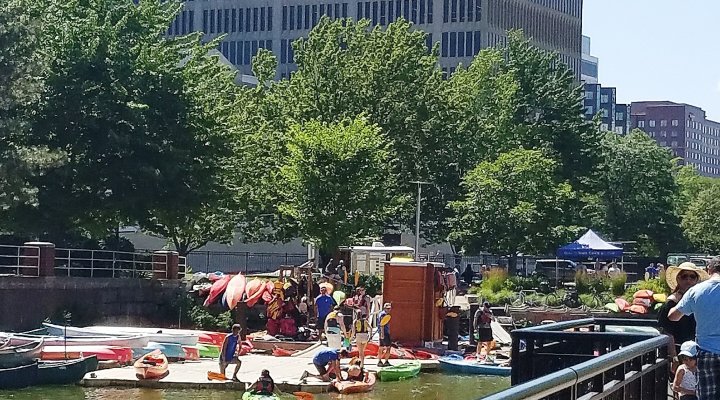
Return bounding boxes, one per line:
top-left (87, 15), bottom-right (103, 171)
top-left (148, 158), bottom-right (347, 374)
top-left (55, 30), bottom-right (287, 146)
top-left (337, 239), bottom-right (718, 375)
top-left (582, 0), bottom-right (720, 119)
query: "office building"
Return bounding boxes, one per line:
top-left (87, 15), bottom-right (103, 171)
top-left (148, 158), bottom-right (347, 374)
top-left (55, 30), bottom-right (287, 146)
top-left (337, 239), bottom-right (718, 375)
top-left (581, 35), bottom-right (598, 84)
top-left (169, 0), bottom-right (583, 79)
top-left (631, 101), bottom-right (720, 177)
top-left (583, 83), bottom-right (630, 135)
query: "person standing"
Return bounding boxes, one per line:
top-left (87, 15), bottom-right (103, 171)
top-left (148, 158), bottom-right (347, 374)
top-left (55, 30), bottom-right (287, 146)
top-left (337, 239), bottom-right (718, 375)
top-left (474, 302), bottom-right (494, 361)
top-left (219, 324), bottom-right (243, 382)
top-left (377, 302), bottom-right (392, 367)
top-left (670, 257), bottom-right (720, 400)
top-left (353, 312), bottom-right (371, 368)
top-left (315, 285), bottom-right (335, 333)
top-left (658, 263), bottom-right (708, 361)
top-left (462, 264), bottom-right (475, 286)
top-left (324, 306), bottom-right (344, 349)
top-left (673, 341), bottom-right (699, 400)
top-left (352, 286), bottom-right (372, 319)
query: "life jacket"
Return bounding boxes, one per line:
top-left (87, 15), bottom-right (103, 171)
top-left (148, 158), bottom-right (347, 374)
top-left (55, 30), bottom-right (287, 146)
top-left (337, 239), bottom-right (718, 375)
top-left (253, 376), bottom-right (274, 394)
top-left (354, 319), bottom-right (370, 334)
top-left (326, 311), bottom-right (340, 328)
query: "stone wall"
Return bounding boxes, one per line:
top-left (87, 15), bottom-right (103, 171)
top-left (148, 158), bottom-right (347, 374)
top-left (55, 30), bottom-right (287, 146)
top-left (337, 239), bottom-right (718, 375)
top-left (0, 276), bottom-right (185, 331)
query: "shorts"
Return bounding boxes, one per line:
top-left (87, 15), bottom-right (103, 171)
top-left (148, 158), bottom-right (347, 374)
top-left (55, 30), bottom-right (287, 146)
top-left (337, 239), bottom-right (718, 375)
top-left (313, 363), bottom-right (328, 376)
top-left (697, 349), bottom-right (720, 400)
top-left (317, 315), bottom-right (327, 330)
top-left (477, 327), bottom-right (493, 342)
top-left (679, 395), bottom-right (698, 400)
top-left (379, 334), bottom-right (392, 347)
top-left (219, 356), bottom-right (241, 366)
top-left (355, 333), bottom-right (369, 344)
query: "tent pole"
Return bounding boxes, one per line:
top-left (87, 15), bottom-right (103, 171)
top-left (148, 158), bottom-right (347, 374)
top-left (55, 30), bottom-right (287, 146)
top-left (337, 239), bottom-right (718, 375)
top-left (555, 257), bottom-right (559, 289)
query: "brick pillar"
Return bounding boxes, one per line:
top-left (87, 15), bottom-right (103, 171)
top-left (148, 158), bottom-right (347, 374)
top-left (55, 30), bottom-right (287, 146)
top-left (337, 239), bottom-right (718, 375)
top-left (22, 242), bottom-right (55, 277)
top-left (152, 251), bottom-right (179, 280)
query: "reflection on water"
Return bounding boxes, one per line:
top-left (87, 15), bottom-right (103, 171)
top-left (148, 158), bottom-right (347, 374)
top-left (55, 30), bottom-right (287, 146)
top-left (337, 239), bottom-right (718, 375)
top-left (0, 375), bottom-right (509, 400)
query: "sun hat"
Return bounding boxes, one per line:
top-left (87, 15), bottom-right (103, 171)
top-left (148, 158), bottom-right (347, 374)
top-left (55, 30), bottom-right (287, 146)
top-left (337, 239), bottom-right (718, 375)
top-left (679, 340), bottom-right (698, 358)
top-left (666, 262), bottom-right (710, 291)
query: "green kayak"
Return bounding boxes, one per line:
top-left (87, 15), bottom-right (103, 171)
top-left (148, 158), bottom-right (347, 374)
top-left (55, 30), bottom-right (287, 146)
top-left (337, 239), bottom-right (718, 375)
top-left (377, 361), bottom-right (421, 382)
top-left (197, 343), bottom-right (221, 359)
top-left (241, 392), bottom-right (278, 400)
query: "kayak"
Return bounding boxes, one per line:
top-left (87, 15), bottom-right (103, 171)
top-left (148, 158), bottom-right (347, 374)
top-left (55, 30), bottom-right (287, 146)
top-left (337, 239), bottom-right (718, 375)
top-left (438, 356), bottom-right (511, 376)
top-left (197, 343), bottom-right (221, 358)
top-left (333, 371), bottom-right (376, 394)
top-left (204, 275), bottom-right (232, 307)
top-left (182, 346), bottom-right (200, 361)
top-left (144, 342), bottom-right (186, 360)
top-left (377, 361), bottom-right (421, 382)
top-left (245, 279), bottom-right (266, 308)
top-left (42, 345), bottom-right (132, 364)
top-left (134, 350), bottom-right (169, 380)
top-left (241, 392), bottom-right (278, 400)
top-left (225, 274), bottom-right (247, 310)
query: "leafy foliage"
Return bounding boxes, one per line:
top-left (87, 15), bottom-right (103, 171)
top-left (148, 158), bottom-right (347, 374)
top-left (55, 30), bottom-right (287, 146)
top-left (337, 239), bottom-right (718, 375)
top-left (356, 274), bottom-right (382, 297)
top-left (682, 180), bottom-right (720, 253)
top-left (479, 268), bottom-right (508, 293)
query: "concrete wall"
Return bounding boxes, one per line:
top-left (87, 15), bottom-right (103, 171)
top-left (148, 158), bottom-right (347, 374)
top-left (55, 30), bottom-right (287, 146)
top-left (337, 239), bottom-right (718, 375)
top-left (0, 277), bottom-right (185, 331)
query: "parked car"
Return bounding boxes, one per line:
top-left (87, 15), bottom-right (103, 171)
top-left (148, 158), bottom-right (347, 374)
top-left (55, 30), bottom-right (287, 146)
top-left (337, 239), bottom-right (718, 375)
top-left (534, 259), bottom-right (587, 284)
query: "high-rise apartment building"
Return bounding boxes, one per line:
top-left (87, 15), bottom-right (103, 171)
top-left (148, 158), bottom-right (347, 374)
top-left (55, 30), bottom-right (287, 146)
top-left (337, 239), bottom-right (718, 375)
top-left (581, 35), bottom-right (598, 84)
top-left (631, 101), bottom-right (720, 177)
top-left (169, 0), bottom-right (583, 79)
top-left (583, 83), bottom-right (630, 135)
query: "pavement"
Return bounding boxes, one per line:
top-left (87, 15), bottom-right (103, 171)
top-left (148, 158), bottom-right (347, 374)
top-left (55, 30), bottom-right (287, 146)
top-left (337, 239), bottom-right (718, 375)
top-left (80, 353), bottom-right (438, 394)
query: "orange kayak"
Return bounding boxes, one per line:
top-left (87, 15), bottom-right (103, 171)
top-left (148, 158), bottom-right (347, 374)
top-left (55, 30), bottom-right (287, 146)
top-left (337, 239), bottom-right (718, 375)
top-left (333, 372), bottom-right (376, 394)
top-left (134, 350), bottom-right (169, 380)
top-left (245, 279), bottom-right (266, 308)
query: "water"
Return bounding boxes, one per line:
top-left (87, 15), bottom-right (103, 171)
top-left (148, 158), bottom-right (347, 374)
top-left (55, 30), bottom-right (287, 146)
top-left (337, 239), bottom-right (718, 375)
top-left (0, 374), bottom-right (509, 400)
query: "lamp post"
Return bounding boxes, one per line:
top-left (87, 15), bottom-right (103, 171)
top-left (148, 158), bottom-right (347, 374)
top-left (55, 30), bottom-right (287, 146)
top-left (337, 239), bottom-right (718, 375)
top-left (410, 181), bottom-right (430, 260)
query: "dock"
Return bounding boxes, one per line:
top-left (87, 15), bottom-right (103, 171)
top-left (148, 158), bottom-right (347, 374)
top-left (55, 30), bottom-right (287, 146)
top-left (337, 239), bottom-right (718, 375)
top-left (80, 354), bottom-right (438, 394)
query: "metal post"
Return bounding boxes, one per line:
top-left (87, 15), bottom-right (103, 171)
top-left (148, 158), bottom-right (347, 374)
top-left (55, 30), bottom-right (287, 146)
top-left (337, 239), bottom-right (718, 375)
top-left (411, 181), bottom-right (429, 260)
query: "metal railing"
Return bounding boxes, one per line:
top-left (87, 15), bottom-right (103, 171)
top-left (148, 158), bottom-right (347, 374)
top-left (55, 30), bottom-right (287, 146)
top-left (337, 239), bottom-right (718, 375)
top-left (185, 251), bottom-right (308, 273)
top-left (54, 248), bottom-right (161, 278)
top-left (483, 318), bottom-right (670, 400)
top-left (0, 244), bottom-right (40, 276)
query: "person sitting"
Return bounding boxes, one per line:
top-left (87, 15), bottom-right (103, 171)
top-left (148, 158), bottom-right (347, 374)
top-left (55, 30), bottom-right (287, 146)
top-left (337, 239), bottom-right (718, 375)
top-left (249, 369), bottom-right (277, 395)
top-left (345, 364), bottom-right (365, 382)
top-left (301, 348), bottom-right (349, 382)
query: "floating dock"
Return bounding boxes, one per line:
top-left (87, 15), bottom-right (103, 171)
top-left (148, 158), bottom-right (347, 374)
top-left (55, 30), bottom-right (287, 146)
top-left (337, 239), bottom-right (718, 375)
top-left (80, 354), bottom-right (438, 394)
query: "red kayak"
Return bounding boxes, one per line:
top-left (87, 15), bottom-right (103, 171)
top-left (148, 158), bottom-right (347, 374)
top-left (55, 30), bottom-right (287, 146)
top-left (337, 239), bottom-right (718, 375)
top-left (198, 332), bottom-right (225, 347)
top-left (333, 372), bottom-right (376, 394)
top-left (245, 279), bottom-right (266, 308)
top-left (204, 275), bottom-right (232, 307)
top-left (225, 274), bottom-right (247, 310)
top-left (42, 345), bottom-right (133, 364)
top-left (182, 346), bottom-right (200, 361)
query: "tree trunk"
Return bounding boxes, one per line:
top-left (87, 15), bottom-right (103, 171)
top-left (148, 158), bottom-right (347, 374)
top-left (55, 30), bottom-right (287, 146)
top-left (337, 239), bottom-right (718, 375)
top-left (318, 248), bottom-right (333, 273)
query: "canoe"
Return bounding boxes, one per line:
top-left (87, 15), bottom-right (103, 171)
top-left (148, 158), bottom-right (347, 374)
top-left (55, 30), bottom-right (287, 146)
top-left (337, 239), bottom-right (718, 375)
top-left (197, 343), bottom-right (221, 358)
top-left (134, 350), bottom-right (169, 380)
top-left (0, 340), bottom-right (43, 368)
top-left (438, 356), bottom-right (511, 376)
top-left (225, 274), bottom-right (247, 310)
top-left (43, 323), bottom-right (199, 346)
top-left (377, 361), bottom-right (421, 382)
top-left (204, 275), bottom-right (232, 307)
top-left (0, 362), bottom-right (38, 389)
top-left (9, 333), bottom-right (149, 349)
top-left (42, 345), bottom-right (132, 364)
top-left (241, 392), bottom-right (279, 400)
top-left (144, 342), bottom-right (185, 360)
top-left (333, 371), bottom-right (376, 394)
top-left (245, 279), bottom-right (266, 308)
top-left (38, 355), bottom-right (98, 385)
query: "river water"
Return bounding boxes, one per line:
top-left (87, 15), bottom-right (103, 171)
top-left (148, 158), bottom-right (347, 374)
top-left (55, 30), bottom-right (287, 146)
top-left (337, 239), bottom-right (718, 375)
top-left (0, 374), bottom-right (509, 400)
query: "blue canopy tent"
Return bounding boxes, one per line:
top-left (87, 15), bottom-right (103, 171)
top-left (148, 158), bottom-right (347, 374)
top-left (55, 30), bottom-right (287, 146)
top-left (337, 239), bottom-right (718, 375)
top-left (557, 230), bottom-right (623, 260)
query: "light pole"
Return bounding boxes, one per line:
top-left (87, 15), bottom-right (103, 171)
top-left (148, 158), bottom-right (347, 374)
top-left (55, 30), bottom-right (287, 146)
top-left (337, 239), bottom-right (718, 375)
top-left (410, 181), bottom-right (430, 260)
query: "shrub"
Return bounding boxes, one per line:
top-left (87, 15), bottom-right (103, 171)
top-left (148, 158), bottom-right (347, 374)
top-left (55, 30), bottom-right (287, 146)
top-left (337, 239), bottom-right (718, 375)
top-left (188, 304), bottom-right (233, 331)
top-left (481, 268), bottom-right (508, 293)
top-left (477, 288), bottom-right (516, 306)
top-left (504, 275), bottom-right (542, 291)
top-left (609, 272), bottom-right (627, 296)
top-left (575, 271), bottom-right (590, 294)
top-left (357, 274), bottom-right (382, 297)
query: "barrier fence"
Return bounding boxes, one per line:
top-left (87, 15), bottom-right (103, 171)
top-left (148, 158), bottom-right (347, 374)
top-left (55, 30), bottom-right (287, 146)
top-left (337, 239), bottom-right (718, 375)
top-left (0, 244), bottom-right (40, 276)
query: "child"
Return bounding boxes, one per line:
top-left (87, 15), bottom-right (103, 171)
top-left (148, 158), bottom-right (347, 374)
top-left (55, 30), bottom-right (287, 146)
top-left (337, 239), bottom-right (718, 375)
top-left (249, 369), bottom-right (277, 396)
top-left (672, 341), bottom-right (698, 400)
top-left (219, 324), bottom-right (243, 382)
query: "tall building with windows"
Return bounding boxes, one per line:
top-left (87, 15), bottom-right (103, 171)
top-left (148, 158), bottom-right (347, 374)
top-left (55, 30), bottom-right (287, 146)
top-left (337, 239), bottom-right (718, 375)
top-left (169, 0), bottom-right (583, 79)
top-left (631, 101), bottom-right (720, 177)
top-left (581, 35), bottom-right (598, 84)
top-left (583, 83), bottom-right (630, 135)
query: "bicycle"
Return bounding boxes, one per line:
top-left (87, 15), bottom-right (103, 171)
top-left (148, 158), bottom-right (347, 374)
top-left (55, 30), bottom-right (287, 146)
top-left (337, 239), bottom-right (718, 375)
top-left (512, 289), bottom-right (540, 307)
top-left (587, 289), bottom-right (614, 310)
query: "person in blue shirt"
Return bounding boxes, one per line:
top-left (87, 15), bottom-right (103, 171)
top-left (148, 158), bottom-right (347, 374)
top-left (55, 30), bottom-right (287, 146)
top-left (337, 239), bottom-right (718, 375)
top-left (377, 302), bottom-right (392, 367)
top-left (219, 324), bottom-right (243, 382)
top-left (670, 257), bottom-right (720, 400)
top-left (315, 285), bottom-right (335, 333)
top-left (300, 347), bottom-right (348, 382)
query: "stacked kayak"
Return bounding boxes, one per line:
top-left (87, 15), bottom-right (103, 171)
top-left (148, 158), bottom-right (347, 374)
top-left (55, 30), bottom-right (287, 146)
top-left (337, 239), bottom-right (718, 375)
top-left (42, 323), bottom-right (198, 346)
top-left (41, 345), bottom-right (132, 364)
top-left (143, 342), bottom-right (185, 360)
top-left (196, 343), bottom-right (221, 358)
top-left (377, 361), bottom-right (421, 382)
top-left (438, 355), bottom-right (511, 376)
top-left (333, 372), bottom-right (376, 394)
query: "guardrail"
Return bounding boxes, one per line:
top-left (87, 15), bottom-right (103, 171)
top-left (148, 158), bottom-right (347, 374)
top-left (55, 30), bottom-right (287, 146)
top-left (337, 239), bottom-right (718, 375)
top-left (185, 251), bottom-right (308, 273)
top-left (0, 244), bottom-right (40, 276)
top-left (483, 317), bottom-right (670, 400)
top-left (54, 248), bottom-right (178, 279)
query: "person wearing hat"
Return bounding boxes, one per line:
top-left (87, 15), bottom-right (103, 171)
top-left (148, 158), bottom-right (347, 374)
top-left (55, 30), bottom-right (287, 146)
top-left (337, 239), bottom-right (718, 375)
top-left (658, 262), bottom-right (709, 359)
top-left (672, 341), bottom-right (698, 400)
top-left (376, 303), bottom-right (392, 367)
top-left (670, 257), bottom-right (720, 400)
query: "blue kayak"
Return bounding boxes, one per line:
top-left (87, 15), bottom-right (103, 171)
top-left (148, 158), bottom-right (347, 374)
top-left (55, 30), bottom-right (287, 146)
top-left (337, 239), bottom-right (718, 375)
top-left (143, 342), bottom-right (186, 360)
top-left (438, 355), bottom-right (511, 377)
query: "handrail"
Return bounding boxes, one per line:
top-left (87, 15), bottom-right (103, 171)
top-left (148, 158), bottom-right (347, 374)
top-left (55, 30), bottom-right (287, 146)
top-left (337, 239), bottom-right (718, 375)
top-left (483, 333), bottom-right (670, 400)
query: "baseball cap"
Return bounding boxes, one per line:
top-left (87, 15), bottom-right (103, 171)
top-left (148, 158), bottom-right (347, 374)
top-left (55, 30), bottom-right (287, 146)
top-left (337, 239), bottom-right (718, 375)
top-left (679, 341), bottom-right (698, 358)
top-left (383, 302), bottom-right (392, 309)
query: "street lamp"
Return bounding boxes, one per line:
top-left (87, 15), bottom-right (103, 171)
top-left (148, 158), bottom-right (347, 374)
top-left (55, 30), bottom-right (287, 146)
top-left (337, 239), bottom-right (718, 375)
top-left (410, 181), bottom-right (430, 260)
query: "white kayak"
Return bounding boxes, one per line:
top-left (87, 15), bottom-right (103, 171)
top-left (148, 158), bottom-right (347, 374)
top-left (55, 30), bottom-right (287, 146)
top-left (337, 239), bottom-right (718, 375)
top-left (7, 333), bottom-right (149, 348)
top-left (42, 323), bottom-right (199, 346)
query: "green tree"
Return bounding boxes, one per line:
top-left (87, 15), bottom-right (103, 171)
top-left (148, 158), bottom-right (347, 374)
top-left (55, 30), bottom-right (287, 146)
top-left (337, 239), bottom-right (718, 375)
top-left (278, 118), bottom-right (399, 262)
top-left (683, 180), bottom-right (720, 253)
top-left (278, 17), bottom-right (447, 242)
top-left (18, 0), bottom-right (240, 249)
top-left (590, 130), bottom-right (681, 255)
top-left (449, 149), bottom-right (578, 274)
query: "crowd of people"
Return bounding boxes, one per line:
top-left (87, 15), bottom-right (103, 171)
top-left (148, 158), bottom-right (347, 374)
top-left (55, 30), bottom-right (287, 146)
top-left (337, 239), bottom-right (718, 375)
top-left (656, 259), bottom-right (720, 400)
